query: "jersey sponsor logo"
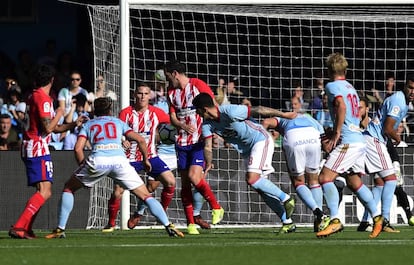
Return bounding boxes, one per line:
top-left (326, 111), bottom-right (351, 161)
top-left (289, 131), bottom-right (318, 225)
top-left (294, 138), bottom-right (318, 146)
top-left (97, 163), bottom-right (123, 169)
top-left (391, 106), bottom-right (400, 116)
top-left (43, 102), bottom-right (51, 113)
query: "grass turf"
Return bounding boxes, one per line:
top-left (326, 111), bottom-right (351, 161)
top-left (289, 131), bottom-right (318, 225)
top-left (1, 226), bottom-right (413, 265)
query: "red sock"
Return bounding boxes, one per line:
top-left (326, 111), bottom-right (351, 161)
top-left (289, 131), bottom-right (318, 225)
top-left (161, 186), bottom-right (175, 210)
top-left (181, 187), bottom-right (194, 224)
top-left (195, 178), bottom-right (221, 209)
top-left (26, 211), bottom-right (39, 232)
top-left (14, 192), bottom-right (45, 230)
top-left (108, 196), bottom-right (121, 227)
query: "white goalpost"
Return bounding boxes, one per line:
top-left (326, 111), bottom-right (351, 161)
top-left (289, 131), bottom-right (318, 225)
top-left (86, 1), bottom-right (414, 230)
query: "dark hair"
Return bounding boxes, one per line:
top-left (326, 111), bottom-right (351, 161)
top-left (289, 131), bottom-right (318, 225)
top-left (192, 93), bottom-right (215, 109)
top-left (407, 75), bottom-right (414, 84)
top-left (33, 64), bottom-right (55, 87)
top-left (72, 93), bottom-right (87, 107)
top-left (359, 96), bottom-right (369, 106)
top-left (164, 60), bottom-right (186, 75)
top-left (0, 114), bottom-right (11, 120)
top-left (93, 97), bottom-right (112, 116)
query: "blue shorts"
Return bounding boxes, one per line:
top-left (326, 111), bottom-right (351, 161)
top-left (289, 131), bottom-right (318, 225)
top-left (130, 156), bottom-right (170, 180)
top-left (22, 155), bottom-right (54, 186)
top-left (175, 142), bottom-right (205, 170)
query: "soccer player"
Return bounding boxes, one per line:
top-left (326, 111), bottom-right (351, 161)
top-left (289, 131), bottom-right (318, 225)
top-left (45, 97), bottom-right (184, 238)
top-left (164, 61), bottom-right (224, 235)
top-left (316, 52), bottom-right (383, 238)
top-left (101, 84), bottom-right (177, 232)
top-left (192, 92), bottom-right (297, 234)
top-left (358, 77), bottom-right (414, 232)
top-left (9, 64), bottom-right (87, 239)
top-left (125, 76), bottom-right (210, 231)
top-left (262, 107), bottom-right (330, 232)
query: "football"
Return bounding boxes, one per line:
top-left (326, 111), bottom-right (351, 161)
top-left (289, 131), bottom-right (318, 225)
top-left (158, 124), bottom-right (177, 145)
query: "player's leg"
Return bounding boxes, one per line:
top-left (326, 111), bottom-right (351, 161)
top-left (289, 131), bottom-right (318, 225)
top-left (130, 183), bottom-right (183, 238)
top-left (102, 184), bottom-right (124, 232)
top-left (184, 144), bottom-right (223, 225)
top-left (116, 158), bottom-right (183, 237)
top-left (11, 156), bottom-right (53, 239)
top-left (45, 175), bottom-right (84, 239)
top-left (394, 185), bottom-right (414, 225)
top-left (193, 188), bottom-right (210, 229)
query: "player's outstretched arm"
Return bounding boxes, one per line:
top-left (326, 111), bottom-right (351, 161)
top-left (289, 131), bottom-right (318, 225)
top-left (125, 131), bottom-right (152, 172)
top-left (203, 136), bottom-right (214, 177)
top-left (250, 105), bottom-right (297, 119)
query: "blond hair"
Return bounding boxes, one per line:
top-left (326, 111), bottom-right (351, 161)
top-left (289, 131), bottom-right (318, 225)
top-left (326, 52), bottom-right (348, 77)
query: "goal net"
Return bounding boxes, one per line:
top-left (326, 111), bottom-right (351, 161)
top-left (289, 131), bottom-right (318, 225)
top-left (86, 3), bottom-right (414, 229)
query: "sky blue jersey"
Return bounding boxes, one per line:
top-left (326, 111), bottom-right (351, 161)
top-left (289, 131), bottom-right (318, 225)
top-left (201, 104), bottom-right (270, 157)
top-left (79, 116), bottom-right (133, 157)
top-left (325, 79), bottom-right (364, 144)
top-left (366, 90), bottom-right (408, 143)
top-left (275, 113), bottom-right (324, 135)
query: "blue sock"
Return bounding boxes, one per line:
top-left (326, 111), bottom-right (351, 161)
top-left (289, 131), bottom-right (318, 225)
top-left (361, 185), bottom-right (382, 222)
top-left (260, 192), bottom-right (288, 222)
top-left (58, 192), bottom-right (74, 230)
top-left (145, 197), bottom-right (169, 226)
top-left (310, 184), bottom-right (323, 210)
top-left (322, 182), bottom-right (340, 219)
top-left (356, 184), bottom-right (380, 218)
top-left (382, 180), bottom-right (397, 220)
top-left (136, 199), bottom-right (147, 215)
top-left (296, 184), bottom-right (318, 211)
top-left (192, 189), bottom-right (204, 216)
top-left (250, 177), bottom-right (287, 202)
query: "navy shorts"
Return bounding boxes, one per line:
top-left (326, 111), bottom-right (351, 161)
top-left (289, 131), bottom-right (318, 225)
top-left (23, 155), bottom-right (54, 186)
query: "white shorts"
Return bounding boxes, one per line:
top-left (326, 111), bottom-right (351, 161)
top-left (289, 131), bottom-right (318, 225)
top-left (324, 142), bottom-right (366, 175)
top-left (158, 152), bottom-right (177, 171)
top-left (283, 127), bottom-right (321, 176)
top-left (244, 137), bottom-right (275, 176)
top-left (74, 155), bottom-right (144, 190)
top-left (364, 134), bottom-right (395, 178)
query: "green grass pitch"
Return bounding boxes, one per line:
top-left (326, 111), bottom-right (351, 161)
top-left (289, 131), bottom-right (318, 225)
top-left (1, 226), bottom-right (413, 265)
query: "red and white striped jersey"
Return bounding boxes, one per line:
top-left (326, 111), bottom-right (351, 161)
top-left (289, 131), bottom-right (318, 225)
top-left (167, 78), bottom-right (214, 147)
top-left (119, 105), bottom-right (170, 161)
top-left (22, 88), bottom-right (55, 158)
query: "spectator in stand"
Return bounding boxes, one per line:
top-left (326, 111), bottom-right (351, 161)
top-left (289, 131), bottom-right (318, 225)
top-left (53, 51), bottom-right (75, 100)
top-left (9, 64), bottom-right (87, 239)
top-left (0, 113), bottom-right (20, 150)
top-left (57, 70), bottom-right (89, 118)
top-left (13, 102), bottom-right (28, 140)
top-left (14, 49), bottom-right (34, 98)
top-left (37, 39), bottom-right (58, 67)
top-left (164, 60), bottom-right (224, 234)
top-left (88, 75), bottom-right (117, 105)
top-left (0, 137), bottom-right (8, 150)
top-left (310, 78), bottom-right (325, 116)
top-left (314, 93), bottom-right (334, 130)
top-left (286, 81), bottom-right (310, 111)
top-left (63, 93), bottom-right (90, 150)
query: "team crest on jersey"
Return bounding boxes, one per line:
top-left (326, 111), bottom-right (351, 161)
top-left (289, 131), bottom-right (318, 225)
top-left (391, 106), bottom-right (400, 115)
top-left (43, 102), bottom-right (51, 113)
